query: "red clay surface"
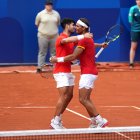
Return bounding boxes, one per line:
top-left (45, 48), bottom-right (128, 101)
top-left (0, 63), bottom-right (140, 131)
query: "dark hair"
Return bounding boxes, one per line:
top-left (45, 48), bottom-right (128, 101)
top-left (61, 18), bottom-right (75, 29)
top-left (45, 0), bottom-right (53, 5)
top-left (79, 18), bottom-right (90, 32)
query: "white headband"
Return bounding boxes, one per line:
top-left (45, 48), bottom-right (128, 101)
top-left (76, 20), bottom-right (88, 28)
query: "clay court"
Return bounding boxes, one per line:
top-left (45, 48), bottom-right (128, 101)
top-left (0, 63), bottom-right (140, 131)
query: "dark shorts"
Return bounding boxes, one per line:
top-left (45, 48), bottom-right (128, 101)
top-left (131, 31), bottom-right (140, 42)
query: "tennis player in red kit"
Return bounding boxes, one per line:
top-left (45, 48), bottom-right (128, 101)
top-left (50, 18), bottom-right (93, 129)
top-left (50, 18), bottom-right (109, 128)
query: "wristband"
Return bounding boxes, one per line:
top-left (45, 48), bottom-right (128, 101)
top-left (77, 35), bottom-right (84, 40)
top-left (57, 57), bottom-right (64, 62)
top-left (49, 57), bottom-right (52, 61)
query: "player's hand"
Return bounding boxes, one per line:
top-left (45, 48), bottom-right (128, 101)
top-left (84, 33), bottom-right (93, 38)
top-left (101, 42), bottom-right (108, 48)
top-left (71, 59), bottom-right (79, 65)
top-left (49, 56), bottom-right (57, 63)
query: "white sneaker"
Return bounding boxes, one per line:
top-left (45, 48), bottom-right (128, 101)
top-left (89, 120), bottom-right (97, 128)
top-left (96, 118), bottom-right (109, 128)
top-left (50, 119), bottom-right (65, 129)
top-left (89, 118), bottom-right (109, 128)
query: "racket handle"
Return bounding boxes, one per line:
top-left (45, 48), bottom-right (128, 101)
top-left (95, 47), bottom-right (104, 58)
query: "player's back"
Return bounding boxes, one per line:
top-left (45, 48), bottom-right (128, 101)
top-left (78, 38), bottom-right (98, 75)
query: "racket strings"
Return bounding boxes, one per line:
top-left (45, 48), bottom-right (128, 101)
top-left (106, 25), bottom-right (123, 41)
top-left (95, 24), bottom-right (123, 58)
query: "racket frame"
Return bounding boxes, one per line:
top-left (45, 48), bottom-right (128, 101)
top-left (95, 24), bottom-right (123, 58)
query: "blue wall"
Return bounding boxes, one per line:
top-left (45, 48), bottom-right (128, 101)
top-left (0, 0), bottom-right (139, 63)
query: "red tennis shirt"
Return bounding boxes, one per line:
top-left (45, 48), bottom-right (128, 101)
top-left (77, 38), bottom-right (98, 75)
top-left (53, 33), bottom-right (76, 73)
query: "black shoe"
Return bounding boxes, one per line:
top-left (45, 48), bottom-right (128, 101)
top-left (36, 68), bottom-right (42, 73)
top-left (129, 63), bottom-right (134, 69)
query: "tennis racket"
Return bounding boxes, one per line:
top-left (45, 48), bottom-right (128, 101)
top-left (95, 24), bottom-right (123, 58)
top-left (40, 64), bottom-right (53, 78)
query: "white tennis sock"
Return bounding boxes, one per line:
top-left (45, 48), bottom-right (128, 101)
top-left (54, 116), bottom-right (61, 123)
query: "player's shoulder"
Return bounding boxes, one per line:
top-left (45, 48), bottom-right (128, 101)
top-left (56, 34), bottom-right (66, 45)
top-left (78, 38), bottom-right (93, 49)
top-left (130, 5), bottom-right (137, 11)
top-left (58, 33), bottom-right (66, 40)
top-left (37, 9), bottom-right (46, 15)
top-left (80, 38), bottom-right (93, 43)
top-left (52, 10), bottom-right (60, 16)
top-left (56, 35), bottom-right (62, 42)
top-left (40, 9), bottom-right (46, 13)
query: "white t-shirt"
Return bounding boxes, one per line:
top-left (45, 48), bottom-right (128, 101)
top-left (35, 9), bottom-right (60, 36)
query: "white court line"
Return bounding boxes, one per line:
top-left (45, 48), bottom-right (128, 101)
top-left (101, 106), bottom-right (130, 108)
top-left (0, 69), bottom-right (79, 74)
top-left (113, 131), bottom-right (134, 140)
top-left (102, 105), bottom-right (140, 111)
top-left (0, 105), bottom-right (139, 109)
top-left (66, 108), bottom-right (90, 120)
top-left (0, 105), bottom-right (139, 110)
top-left (66, 107), bottom-right (135, 140)
top-left (0, 106), bottom-right (55, 109)
top-left (0, 106), bottom-right (138, 139)
top-left (0, 70), bottom-right (36, 73)
top-left (131, 106), bottom-right (140, 110)
top-left (0, 105), bottom-right (129, 109)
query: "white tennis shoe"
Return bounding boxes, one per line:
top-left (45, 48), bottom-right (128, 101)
top-left (89, 119), bottom-right (97, 128)
top-left (96, 118), bottom-right (109, 128)
top-left (50, 119), bottom-right (65, 129)
top-left (89, 118), bottom-right (109, 128)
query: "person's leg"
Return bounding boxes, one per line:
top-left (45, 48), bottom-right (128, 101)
top-left (49, 35), bottom-right (58, 57)
top-left (79, 88), bottom-right (108, 128)
top-left (50, 86), bottom-right (73, 129)
top-left (50, 73), bottom-right (75, 129)
top-left (54, 86), bottom-right (73, 117)
top-left (129, 41), bottom-right (137, 68)
top-left (79, 88), bottom-right (98, 117)
top-left (37, 37), bottom-right (49, 71)
top-left (79, 74), bottom-right (108, 128)
top-left (129, 31), bottom-right (139, 68)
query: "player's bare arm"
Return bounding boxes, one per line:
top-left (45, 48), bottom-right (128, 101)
top-left (61, 33), bottom-right (93, 44)
top-left (63, 47), bottom-right (83, 62)
top-left (94, 43), bottom-right (107, 48)
top-left (50, 47), bottom-right (83, 63)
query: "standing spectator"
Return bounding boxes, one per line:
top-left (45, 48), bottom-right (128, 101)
top-left (35, 0), bottom-right (60, 72)
top-left (128, 0), bottom-right (140, 68)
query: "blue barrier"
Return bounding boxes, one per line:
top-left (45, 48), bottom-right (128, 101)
top-left (0, 0), bottom-right (139, 64)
